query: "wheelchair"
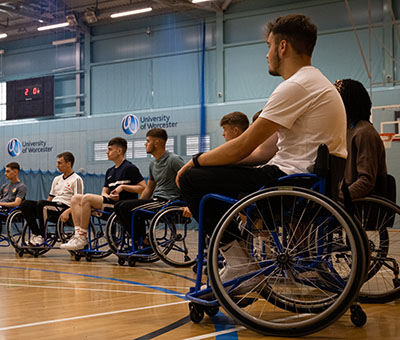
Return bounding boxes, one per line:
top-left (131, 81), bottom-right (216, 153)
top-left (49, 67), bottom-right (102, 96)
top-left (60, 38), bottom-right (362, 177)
top-left (0, 207), bottom-right (21, 248)
top-left (57, 208), bottom-right (113, 262)
top-left (353, 193), bottom-right (400, 303)
top-left (185, 145), bottom-right (370, 337)
top-left (7, 205), bottom-right (64, 257)
top-left (148, 201), bottom-right (198, 267)
top-left (105, 207), bottom-right (159, 267)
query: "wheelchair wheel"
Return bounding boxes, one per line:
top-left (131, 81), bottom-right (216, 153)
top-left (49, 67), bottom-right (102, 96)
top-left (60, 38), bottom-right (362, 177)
top-left (20, 220), bottom-right (57, 256)
top-left (149, 205), bottom-right (197, 267)
top-left (105, 212), bottom-right (124, 254)
top-left (86, 216), bottom-right (112, 259)
top-left (6, 209), bottom-right (25, 251)
top-left (207, 187), bottom-right (367, 337)
top-left (57, 216), bottom-right (76, 255)
top-left (353, 196), bottom-right (400, 303)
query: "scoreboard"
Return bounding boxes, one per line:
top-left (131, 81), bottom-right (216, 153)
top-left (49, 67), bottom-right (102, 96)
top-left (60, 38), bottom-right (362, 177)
top-left (6, 76), bottom-right (54, 120)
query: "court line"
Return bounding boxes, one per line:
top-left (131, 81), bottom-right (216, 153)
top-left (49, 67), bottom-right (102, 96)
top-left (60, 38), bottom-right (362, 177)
top-left (0, 276), bottom-right (192, 290)
top-left (0, 282), bottom-right (185, 296)
top-left (182, 327), bottom-right (245, 340)
top-left (0, 300), bottom-right (188, 331)
top-left (133, 316), bottom-right (191, 340)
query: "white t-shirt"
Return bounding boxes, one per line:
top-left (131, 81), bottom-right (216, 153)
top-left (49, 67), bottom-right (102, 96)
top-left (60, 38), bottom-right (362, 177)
top-left (260, 66), bottom-right (347, 175)
top-left (49, 172), bottom-right (84, 206)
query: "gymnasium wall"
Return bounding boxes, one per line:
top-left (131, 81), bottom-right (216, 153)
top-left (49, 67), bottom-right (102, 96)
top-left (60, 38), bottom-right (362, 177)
top-left (0, 0), bottom-right (399, 202)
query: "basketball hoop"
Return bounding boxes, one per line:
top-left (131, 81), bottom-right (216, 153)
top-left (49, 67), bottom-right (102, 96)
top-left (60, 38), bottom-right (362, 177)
top-left (380, 133), bottom-right (396, 149)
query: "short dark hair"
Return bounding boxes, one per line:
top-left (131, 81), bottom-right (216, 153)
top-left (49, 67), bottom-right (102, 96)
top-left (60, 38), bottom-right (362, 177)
top-left (266, 14), bottom-right (317, 57)
top-left (252, 110), bottom-right (262, 123)
top-left (146, 128), bottom-right (168, 142)
top-left (6, 162), bottom-right (20, 171)
top-left (220, 111), bottom-right (249, 132)
top-left (108, 137), bottom-right (127, 154)
top-left (57, 152), bottom-right (75, 167)
top-left (334, 79), bottom-right (372, 124)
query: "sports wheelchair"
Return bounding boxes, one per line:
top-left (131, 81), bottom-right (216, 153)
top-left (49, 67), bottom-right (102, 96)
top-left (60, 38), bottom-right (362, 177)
top-left (186, 145), bottom-right (370, 337)
top-left (0, 207), bottom-right (21, 248)
top-left (351, 174), bottom-right (400, 303)
top-left (57, 208), bottom-right (113, 262)
top-left (105, 207), bottom-right (159, 267)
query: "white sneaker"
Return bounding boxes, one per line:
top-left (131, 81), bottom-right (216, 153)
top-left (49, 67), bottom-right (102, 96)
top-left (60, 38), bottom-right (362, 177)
top-left (33, 235), bottom-right (44, 245)
top-left (60, 235), bottom-right (88, 250)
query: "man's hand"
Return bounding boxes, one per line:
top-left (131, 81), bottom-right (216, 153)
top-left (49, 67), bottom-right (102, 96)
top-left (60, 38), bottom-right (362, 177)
top-left (60, 210), bottom-right (70, 223)
top-left (176, 160), bottom-right (194, 188)
top-left (182, 206), bottom-right (192, 218)
top-left (109, 190), bottom-right (120, 201)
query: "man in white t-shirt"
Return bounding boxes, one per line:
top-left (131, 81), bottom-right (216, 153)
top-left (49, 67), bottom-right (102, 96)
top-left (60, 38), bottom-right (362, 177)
top-left (176, 14), bottom-right (346, 282)
top-left (20, 152), bottom-right (84, 245)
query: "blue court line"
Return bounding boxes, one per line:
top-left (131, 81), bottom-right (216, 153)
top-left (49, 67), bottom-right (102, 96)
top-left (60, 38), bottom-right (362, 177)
top-left (0, 264), bottom-right (238, 339)
top-left (142, 267), bottom-right (196, 283)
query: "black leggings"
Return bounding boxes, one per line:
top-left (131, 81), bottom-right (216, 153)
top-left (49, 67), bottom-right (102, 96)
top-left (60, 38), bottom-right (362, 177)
top-left (179, 164), bottom-right (286, 239)
top-left (20, 200), bottom-right (68, 236)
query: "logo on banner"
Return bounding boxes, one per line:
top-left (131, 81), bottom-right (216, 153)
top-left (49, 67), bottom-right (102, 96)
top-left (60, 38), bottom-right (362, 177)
top-left (7, 138), bottom-right (22, 157)
top-left (122, 114), bottom-right (140, 135)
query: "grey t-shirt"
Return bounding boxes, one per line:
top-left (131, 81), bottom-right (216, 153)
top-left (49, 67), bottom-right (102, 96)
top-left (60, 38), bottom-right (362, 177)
top-left (149, 150), bottom-right (184, 201)
top-left (0, 181), bottom-right (27, 203)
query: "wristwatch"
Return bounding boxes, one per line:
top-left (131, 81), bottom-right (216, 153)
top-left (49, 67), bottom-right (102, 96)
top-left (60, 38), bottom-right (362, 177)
top-left (192, 152), bottom-right (204, 167)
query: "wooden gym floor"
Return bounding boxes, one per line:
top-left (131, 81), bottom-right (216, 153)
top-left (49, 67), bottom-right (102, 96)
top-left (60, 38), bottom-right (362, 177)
top-left (0, 246), bottom-right (399, 340)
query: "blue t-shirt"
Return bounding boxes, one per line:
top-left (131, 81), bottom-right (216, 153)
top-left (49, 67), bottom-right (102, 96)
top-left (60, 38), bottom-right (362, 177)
top-left (104, 160), bottom-right (144, 201)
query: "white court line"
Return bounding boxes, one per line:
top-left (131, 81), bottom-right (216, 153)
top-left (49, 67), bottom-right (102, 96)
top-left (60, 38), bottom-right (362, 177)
top-left (182, 327), bottom-right (245, 340)
top-left (0, 282), bottom-right (185, 296)
top-left (0, 300), bottom-right (188, 331)
top-left (0, 276), bottom-right (192, 290)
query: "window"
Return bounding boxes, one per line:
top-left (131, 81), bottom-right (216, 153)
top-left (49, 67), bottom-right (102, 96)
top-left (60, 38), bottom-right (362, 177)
top-left (166, 137), bottom-right (175, 153)
top-left (133, 139), bottom-right (147, 159)
top-left (185, 135), bottom-right (210, 156)
top-left (0, 82), bottom-right (6, 121)
top-left (94, 141), bottom-right (133, 161)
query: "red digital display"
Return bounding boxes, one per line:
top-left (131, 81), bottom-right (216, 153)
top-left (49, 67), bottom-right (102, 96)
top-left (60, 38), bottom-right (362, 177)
top-left (24, 87), bottom-right (40, 97)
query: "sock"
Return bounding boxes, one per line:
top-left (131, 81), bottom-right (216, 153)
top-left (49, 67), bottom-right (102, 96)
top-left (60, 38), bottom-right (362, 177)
top-left (74, 226), bottom-right (87, 238)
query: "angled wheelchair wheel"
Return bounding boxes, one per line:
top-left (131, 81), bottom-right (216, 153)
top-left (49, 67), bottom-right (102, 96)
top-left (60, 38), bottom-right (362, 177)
top-left (6, 209), bottom-right (25, 251)
top-left (86, 215), bottom-right (112, 259)
top-left (208, 187), bottom-right (367, 337)
top-left (20, 219), bottom-right (57, 256)
top-left (57, 216), bottom-right (76, 255)
top-left (353, 196), bottom-right (400, 303)
top-left (149, 205), bottom-right (197, 267)
top-left (105, 212), bottom-right (124, 254)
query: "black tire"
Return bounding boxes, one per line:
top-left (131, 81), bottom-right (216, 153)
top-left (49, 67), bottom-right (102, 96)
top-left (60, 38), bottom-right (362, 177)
top-left (105, 212), bottom-right (124, 254)
top-left (208, 187), bottom-right (367, 337)
top-left (350, 305), bottom-right (367, 327)
top-left (6, 209), bottom-right (26, 252)
top-left (118, 257), bottom-right (125, 266)
top-left (353, 196), bottom-right (400, 303)
top-left (149, 205), bottom-right (197, 267)
top-left (85, 215), bottom-right (112, 259)
top-left (189, 303), bottom-right (204, 323)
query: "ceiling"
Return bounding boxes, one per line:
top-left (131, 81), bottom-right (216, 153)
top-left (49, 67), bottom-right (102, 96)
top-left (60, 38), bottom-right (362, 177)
top-left (0, 0), bottom-right (243, 41)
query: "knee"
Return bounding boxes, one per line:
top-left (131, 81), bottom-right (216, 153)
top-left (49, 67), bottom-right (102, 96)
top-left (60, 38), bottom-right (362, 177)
top-left (71, 194), bottom-right (83, 206)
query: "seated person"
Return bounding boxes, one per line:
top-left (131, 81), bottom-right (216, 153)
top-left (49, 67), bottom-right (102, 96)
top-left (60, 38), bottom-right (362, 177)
top-left (177, 14), bottom-right (347, 283)
top-left (0, 162), bottom-right (27, 232)
top-left (334, 79), bottom-right (387, 199)
top-left (114, 128), bottom-right (184, 244)
top-left (220, 111), bottom-right (249, 142)
top-left (61, 137), bottom-right (146, 250)
top-left (20, 152), bottom-right (83, 245)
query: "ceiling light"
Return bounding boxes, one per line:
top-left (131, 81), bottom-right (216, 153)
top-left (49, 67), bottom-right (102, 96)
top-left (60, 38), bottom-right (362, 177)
top-left (110, 7), bottom-right (152, 18)
top-left (85, 10), bottom-right (98, 24)
top-left (52, 37), bottom-right (77, 46)
top-left (37, 22), bottom-right (69, 31)
top-left (0, 33), bottom-right (7, 39)
top-left (192, 0), bottom-right (212, 3)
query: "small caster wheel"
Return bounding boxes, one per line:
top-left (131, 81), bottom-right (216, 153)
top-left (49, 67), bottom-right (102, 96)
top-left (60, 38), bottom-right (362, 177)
top-left (192, 263), bottom-right (198, 274)
top-left (75, 254), bottom-right (81, 261)
top-left (128, 258), bottom-right (136, 267)
top-left (350, 305), bottom-right (367, 327)
top-left (33, 251), bottom-right (39, 258)
top-left (86, 255), bottom-right (92, 262)
top-left (118, 257), bottom-right (125, 266)
top-left (205, 306), bottom-right (219, 317)
top-left (18, 250), bottom-right (24, 257)
top-left (189, 303), bottom-right (204, 323)
top-left (393, 278), bottom-right (400, 288)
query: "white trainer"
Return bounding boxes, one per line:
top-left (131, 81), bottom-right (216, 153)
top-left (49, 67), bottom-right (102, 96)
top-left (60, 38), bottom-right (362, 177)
top-left (33, 235), bottom-right (44, 245)
top-left (60, 236), bottom-right (88, 250)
